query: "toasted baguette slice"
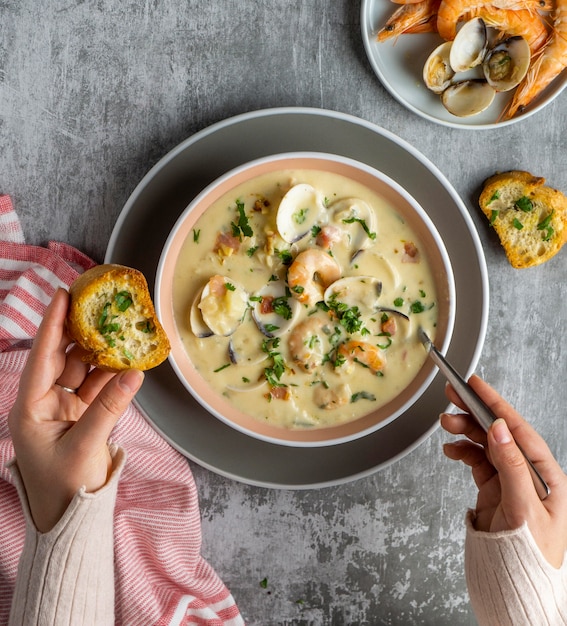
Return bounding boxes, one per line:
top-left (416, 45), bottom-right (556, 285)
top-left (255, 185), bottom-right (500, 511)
top-left (67, 264), bottom-right (170, 371)
top-left (479, 170), bottom-right (567, 269)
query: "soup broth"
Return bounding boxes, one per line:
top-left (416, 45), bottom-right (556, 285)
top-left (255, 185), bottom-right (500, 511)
top-left (172, 168), bottom-right (439, 429)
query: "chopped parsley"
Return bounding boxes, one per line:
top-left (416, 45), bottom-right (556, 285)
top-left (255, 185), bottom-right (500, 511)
top-left (114, 291), bottom-right (133, 312)
top-left (214, 363), bottom-right (231, 373)
top-left (342, 216), bottom-right (377, 240)
top-left (276, 249), bottom-right (293, 266)
top-left (262, 338), bottom-right (287, 387)
top-left (225, 282), bottom-right (236, 291)
top-left (247, 245), bottom-right (258, 257)
top-left (351, 391), bottom-right (376, 403)
top-left (490, 209), bottom-right (499, 225)
top-left (311, 224), bottom-right (322, 237)
top-left (512, 218), bottom-right (524, 230)
top-left (192, 228), bottom-right (200, 243)
top-left (326, 293), bottom-right (365, 334)
top-left (514, 196), bottom-right (533, 212)
top-left (294, 208), bottom-right (308, 224)
top-left (537, 211), bottom-right (555, 241)
top-left (393, 297), bottom-right (404, 307)
top-left (272, 296), bottom-right (292, 320)
top-left (487, 190), bottom-right (500, 205)
top-left (230, 199), bottom-right (253, 239)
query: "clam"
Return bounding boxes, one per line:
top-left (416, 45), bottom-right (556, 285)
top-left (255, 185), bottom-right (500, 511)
top-left (198, 275), bottom-right (248, 337)
top-left (483, 36), bottom-right (530, 92)
top-left (441, 79), bottom-right (496, 117)
top-left (188, 286), bottom-right (214, 338)
top-left (423, 41), bottom-right (455, 94)
top-left (323, 276), bottom-right (383, 317)
top-left (449, 18), bottom-right (488, 73)
top-left (331, 198), bottom-right (377, 261)
top-left (228, 322), bottom-right (268, 365)
top-left (251, 280), bottom-right (301, 338)
top-left (276, 183), bottom-right (325, 243)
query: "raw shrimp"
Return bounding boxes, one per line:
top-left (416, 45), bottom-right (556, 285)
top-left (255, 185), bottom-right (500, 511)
top-left (313, 383), bottom-right (352, 410)
top-left (505, 0), bottom-right (567, 118)
top-left (337, 340), bottom-right (386, 374)
top-left (287, 249), bottom-right (341, 307)
top-left (377, 0), bottom-right (441, 42)
top-left (288, 317), bottom-right (332, 372)
top-left (437, 0), bottom-right (551, 44)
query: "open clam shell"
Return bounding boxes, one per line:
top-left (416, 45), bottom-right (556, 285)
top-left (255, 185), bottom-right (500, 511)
top-left (483, 36), bottom-right (530, 92)
top-left (330, 198), bottom-right (377, 261)
top-left (276, 183), bottom-right (325, 243)
top-left (449, 17), bottom-right (488, 73)
top-left (423, 41), bottom-right (455, 94)
top-left (251, 280), bottom-right (301, 338)
top-left (323, 275), bottom-right (383, 317)
top-left (441, 79), bottom-right (496, 117)
top-left (188, 285), bottom-right (214, 338)
top-left (198, 275), bottom-right (248, 337)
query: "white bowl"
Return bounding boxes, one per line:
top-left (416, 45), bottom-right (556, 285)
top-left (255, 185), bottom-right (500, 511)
top-left (156, 152), bottom-right (456, 446)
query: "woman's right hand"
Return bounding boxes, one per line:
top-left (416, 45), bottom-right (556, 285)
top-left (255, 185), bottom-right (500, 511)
top-left (441, 375), bottom-right (567, 568)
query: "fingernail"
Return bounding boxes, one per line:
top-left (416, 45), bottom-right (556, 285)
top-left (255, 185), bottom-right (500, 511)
top-left (119, 369), bottom-right (144, 393)
top-left (492, 418), bottom-right (512, 444)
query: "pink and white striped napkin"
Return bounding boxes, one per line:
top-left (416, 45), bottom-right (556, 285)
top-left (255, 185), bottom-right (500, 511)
top-left (0, 195), bottom-right (243, 626)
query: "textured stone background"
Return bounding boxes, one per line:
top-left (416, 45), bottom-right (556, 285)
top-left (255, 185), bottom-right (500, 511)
top-left (1, 2), bottom-right (566, 624)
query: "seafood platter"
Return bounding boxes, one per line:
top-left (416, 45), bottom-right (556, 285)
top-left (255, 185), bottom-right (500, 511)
top-left (156, 152), bottom-right (455, 447)
top-left (362, 0), bottom-right (567, 128)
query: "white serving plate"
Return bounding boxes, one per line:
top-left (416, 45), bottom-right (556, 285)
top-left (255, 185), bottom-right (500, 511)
top-left (105, 107), bottom-right (489, 488)
top-left (361, 0), bottom-right (567, 129)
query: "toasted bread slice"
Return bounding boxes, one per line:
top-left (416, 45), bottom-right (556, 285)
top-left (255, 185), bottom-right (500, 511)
top-left (479, 170), bottom-right (567, 269)
top-left (67, 264), bottom-right (170, 371)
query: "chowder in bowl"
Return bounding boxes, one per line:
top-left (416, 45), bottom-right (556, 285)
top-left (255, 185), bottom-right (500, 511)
top-left (156, 152), bottom-right (455, 446)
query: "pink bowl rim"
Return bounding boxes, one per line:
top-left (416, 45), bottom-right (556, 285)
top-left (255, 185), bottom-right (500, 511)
top-left (155, 151), bottom-right (456, 447)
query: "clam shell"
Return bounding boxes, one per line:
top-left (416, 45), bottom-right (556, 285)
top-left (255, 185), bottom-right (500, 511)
top-left (441, 79), bottom-right (496, 117)
top-left (323, 276), bottom-right (383, 316)
top-left (276, 183), bottom-right (325, 243)
top-left (330, 198), bottom-right (377, 260)
top-left (483, 36), bottom-right (530, 92)
top-left (198, 276), bottom-right (248, 337)
top-left (449, 18), bottom-right (488, 73)
top-left (251, 280), bottom-right (301, 337)
top-left (188, 286), bottom-right (214, 338)
top-left (423, 41), bottom-right (455, 94)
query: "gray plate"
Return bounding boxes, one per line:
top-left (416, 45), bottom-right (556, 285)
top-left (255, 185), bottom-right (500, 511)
top-left (105, 107), bottom-right (489, 489)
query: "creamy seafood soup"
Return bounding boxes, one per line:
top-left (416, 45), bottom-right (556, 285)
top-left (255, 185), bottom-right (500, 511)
top-left (172, 168), bottom-right (439, 430)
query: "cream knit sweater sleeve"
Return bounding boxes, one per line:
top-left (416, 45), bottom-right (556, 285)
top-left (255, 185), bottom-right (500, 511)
top-left (7, 446), bottom-right (126, 626)
top-left (465, 510), bottom-right (567, 625)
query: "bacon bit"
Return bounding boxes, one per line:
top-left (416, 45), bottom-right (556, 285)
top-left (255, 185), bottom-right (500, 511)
top-left (214, 232), bottom-right (240, 259)
top-left (264, 232), bottom-right (276, 256)
top-left (381, 316), bottom-right (397, 336)
top-left (208, 275), bottom-right (228, 296)
top-left (402, 241), bottom-right (420, 263)
top-left (253, 197), bottom-right (270, 213)
top-left (268, 386), bottom-right (290, 401)
top-left (316, 225), bottom-right (343, 250)
top-left (260, 296), bottom-right (275, 314)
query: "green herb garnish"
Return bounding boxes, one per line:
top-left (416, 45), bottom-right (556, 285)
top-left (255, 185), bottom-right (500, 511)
top-left (214, 363), bottom-right (231, 373)
top-left (351, 391), bottom-right (376, 403)
top-left (515, 196), bottom-right (533, 212)
top-left (342, 216), bottom-right (377, 240)
top-left (512, 218), bottom-right (524, 230)
top-left (192, 228), bottom-right (200, 243)
top-left (230, 199), bottom-right (253, 239)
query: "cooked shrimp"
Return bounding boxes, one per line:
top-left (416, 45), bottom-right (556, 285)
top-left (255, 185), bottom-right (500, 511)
top-left (288, 317), bottom-right (332, 372)
top-left (438, 0), bottom-right (550, 45)
top-left (287, 249), bottom-right (341, 307)
top-left (337, 340), bottom-right (386, 374)
top-left (313, 383), bottom-right (352, 410)
top-left (505, 0), bottom-right (567, 118)
top-left (464, 6), bottom-right (548, 51)
top-left (377, 0), bottom-right (440, 42)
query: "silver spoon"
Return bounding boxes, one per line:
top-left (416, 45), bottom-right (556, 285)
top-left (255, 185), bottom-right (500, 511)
top-left (418, 327), bottom-right (550, 500)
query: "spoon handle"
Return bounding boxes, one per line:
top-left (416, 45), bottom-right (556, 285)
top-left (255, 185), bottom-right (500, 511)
top-left (422, 333), bottom-right (550, 501)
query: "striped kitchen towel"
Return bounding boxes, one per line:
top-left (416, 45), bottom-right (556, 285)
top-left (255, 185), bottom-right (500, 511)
top-left (0, 195), bottom-right (243, 626)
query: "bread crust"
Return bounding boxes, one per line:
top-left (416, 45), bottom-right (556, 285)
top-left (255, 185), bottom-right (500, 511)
top-left (67, 264), bottom-right (170, 371)
top-left (479, 170), bottom-right (567, 269)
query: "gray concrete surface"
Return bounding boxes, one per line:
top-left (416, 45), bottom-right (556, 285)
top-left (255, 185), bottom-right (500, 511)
top-left (1, 2), bottom-right (565, 624)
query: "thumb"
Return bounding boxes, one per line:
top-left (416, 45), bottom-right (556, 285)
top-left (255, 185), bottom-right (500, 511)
top-left (488, 418), bottom-right (539, 520)
top-left (73, 369), bottom-right (144, 447)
